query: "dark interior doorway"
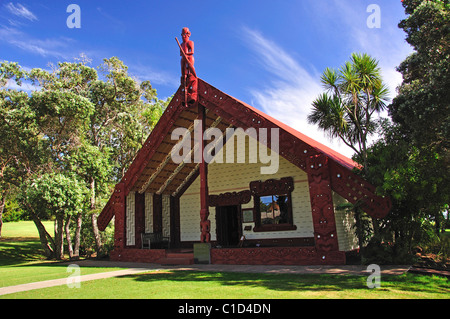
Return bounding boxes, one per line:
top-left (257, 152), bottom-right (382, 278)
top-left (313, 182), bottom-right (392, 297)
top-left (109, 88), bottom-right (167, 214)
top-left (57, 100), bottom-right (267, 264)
top-left (216, 205), bottom-right (241, 247)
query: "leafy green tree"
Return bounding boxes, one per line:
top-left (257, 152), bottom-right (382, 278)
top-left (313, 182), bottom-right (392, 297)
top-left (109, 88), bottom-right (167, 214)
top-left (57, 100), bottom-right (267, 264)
top-left (0, 62), bottom-right (43, 237)
top-left (389, 0), bottom-right (449, 168)
top-left (3, 57), bottom-right (167, 259)
top-left (85, 57), bottom-right (168, 255)
top-left (362, 121), bottom-right (448, 262)
top-left (308, 53), bottom-right (390, 173)
top-left (308, 53), bottom-right (390, 250)
top-left (68, 142), bottom-right (111, 256)
top-left (22, 173), bottom-right (86, 259)
top-left (387, 0), bottom-right (449, 236)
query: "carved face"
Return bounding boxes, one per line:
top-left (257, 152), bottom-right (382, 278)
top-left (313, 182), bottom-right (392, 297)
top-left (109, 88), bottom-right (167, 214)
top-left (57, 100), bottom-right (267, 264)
top-left (181, 28), bottom-right (191, 41)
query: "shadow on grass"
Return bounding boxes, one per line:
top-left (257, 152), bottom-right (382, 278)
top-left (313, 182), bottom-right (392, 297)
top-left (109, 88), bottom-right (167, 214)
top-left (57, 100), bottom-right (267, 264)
top-left (122, 271), bottom-right (367, 293)
top-left (0, 238), bottom-right (47, 266)
top-left (120, 270), bottom-right (449, 295)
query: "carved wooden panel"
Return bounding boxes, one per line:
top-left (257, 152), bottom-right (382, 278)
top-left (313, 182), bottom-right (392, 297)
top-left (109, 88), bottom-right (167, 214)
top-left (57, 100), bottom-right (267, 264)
top-left (306, 154), bottom-right (339, 252)
top-left (329, 160), bottom-right (391, 219)
top-left (209, 190), bottom-right (251, 207)
top-left (144, 192), bottom-right (153, 233)
top-left (125, 192), bottom-right (136, 246)
top-left (113, 182), bottom-right (126, 249)
top-left (249, 177), bottom-right (294, 196)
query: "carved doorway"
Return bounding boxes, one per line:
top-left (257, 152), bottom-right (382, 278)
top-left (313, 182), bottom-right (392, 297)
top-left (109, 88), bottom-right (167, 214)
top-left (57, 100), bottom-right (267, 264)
top-left (215, 205), bottom-right (242, 247)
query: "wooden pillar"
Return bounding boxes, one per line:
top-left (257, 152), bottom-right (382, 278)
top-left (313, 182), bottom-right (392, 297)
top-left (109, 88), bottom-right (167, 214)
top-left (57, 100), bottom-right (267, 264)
top-left (135, 192), bottom-right (145, 248)
top-left (197, 104), bottom-right (210, 242)
top-left (306, 154), bottom-right (339, 252)
top-left (170, 195), bottom-right (181, 248)
top-left (153, 193), bottom-right (162, 234)
top-left (113, 182), bottom-right (126, 249)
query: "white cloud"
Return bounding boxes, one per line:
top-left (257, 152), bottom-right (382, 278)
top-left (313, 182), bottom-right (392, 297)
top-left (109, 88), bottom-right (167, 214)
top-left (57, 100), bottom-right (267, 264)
top-left (240, 27), bottom-right (356, 158)
top-left (0, 26), bottom-right (76, 60)
top-left (239, 1), bottom-right (413, 159)
top-left (5, 2), bottom-right (37, 21)
top-left (128, 63), bottom-right (179, 88)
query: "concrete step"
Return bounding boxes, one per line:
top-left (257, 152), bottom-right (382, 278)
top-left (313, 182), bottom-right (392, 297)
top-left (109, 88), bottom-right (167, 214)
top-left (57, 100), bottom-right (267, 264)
top-left (157, 257), bottom-right (195, 265)
top-left (166, 253), bottom-right (194, 259)
top-left (157, 252), bottom-right (195, 265)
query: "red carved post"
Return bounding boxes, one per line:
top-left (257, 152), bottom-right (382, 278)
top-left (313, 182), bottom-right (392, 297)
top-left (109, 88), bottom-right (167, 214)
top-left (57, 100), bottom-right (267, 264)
top-left (197, 104), bottom-right (210, 242)
top-left (113, 182), bottom-right (126, 249)
top-left (306, 154), bottom-right (339, 253)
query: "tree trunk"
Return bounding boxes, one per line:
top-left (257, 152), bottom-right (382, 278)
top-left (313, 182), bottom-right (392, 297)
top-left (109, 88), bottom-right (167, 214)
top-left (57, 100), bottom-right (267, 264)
top-left (65, 216), bottom-right (74, 259)
top-left (31, 214), bottom-right (55, 259)
top-left (55, 216), bottom-right (65, 260)
top-left (90, 177), bottom-right (103, 257)
top-left (73, 212), bottom-right (82, 258)
top-left (65, 213), bottom-right (82, 260)
top-left (91, 213), bottom-right (103, 257)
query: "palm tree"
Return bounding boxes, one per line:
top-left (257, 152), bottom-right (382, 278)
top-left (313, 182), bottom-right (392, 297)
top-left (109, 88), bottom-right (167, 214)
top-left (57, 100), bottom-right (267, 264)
top-left (308, 53), bottom-right (389, 174)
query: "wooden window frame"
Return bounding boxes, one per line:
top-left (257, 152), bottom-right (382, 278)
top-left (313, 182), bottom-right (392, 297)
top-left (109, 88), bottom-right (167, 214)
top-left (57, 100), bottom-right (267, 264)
top-left (250, 177), bottom-right (297, 232)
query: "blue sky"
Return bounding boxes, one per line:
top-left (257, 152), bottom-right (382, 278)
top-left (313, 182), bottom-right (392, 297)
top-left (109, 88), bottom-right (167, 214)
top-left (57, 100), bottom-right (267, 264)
top-left (0, 0), bottom-right (412, 158)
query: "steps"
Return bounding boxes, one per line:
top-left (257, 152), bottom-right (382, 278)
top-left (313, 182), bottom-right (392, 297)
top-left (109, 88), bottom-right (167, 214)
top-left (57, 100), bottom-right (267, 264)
top-left (157, 252), bottom-right (195, 265)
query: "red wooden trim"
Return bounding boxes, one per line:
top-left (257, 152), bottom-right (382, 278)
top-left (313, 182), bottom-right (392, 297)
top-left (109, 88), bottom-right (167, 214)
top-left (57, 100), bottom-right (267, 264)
top-left (198, 104), bottom-right (211, 243)
top-left (209, 190), bottom-right (251, 207)
top-left (135, 192), bottom-right (145, 248)
top-left (306, 154), bottom-right (339, 252)
top-left (113, 182), bottom-right (126, 249)
top-left (97, 201), bottom-right (113, 231)
top-left (170, 195), bottom-right (181, 248)
top-left (122, 87), bottom-right (186, 195)
top-left (329, 160), bottom-right (391, 218)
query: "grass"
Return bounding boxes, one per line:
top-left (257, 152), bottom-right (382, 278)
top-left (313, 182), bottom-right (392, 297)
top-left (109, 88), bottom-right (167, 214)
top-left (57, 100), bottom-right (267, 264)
top-left (1, 221), bottom-right (449, 299)
top-left (2, 270), bottom-right (449, 299)
top-left (0, 221), bottom-right (124, 287)
top-left (1, 220), bottom-right (54, 238)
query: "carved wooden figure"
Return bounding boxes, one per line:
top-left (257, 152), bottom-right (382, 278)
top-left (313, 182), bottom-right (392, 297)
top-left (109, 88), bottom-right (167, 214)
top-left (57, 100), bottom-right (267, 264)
top-left (177, 27), bottom-right (198, 105)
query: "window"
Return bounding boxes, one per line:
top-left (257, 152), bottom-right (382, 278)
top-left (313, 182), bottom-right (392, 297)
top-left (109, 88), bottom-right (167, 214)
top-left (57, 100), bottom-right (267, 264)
top-left (250, 177), bottom-right (297, 232)
top-left (259, 194), bottom-right (289, 225)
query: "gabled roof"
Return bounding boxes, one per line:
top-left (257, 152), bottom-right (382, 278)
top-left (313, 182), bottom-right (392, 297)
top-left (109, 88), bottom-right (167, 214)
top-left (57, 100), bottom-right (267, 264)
top-left (98, 79), bottom-right (390, 230)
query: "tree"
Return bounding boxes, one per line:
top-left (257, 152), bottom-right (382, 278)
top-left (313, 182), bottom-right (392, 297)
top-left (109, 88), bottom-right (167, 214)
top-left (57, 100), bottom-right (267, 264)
top-left (371, 0), bottom-right (450, 241)
top-left (308, 53), bottom-right (390, 174)
top-left (389, 0), bottom-right (449, 169)
top-left (0, 62), bottom-right (43, 237)
top-left (85, 57), bottom-right (168, 255)
top-left (3, 57), bottom-right (167, 259)
top-left (21, 173), bottom-right (86, 259)
top-left (308, 53), bottom-right (390, 254)
top-left (362, 120), bottom-right (448, 263)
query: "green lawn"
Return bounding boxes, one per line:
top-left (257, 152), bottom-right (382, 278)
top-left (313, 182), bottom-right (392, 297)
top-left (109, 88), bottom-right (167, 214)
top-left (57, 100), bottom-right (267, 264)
top-left (2, 270), bottom-right (449, 299)
top-left (1, 221), bottom-right (449, 299)
top-left (1, 220), bottom-right (54, 238)
top-left (0, 221), bottom-right (124, 287)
